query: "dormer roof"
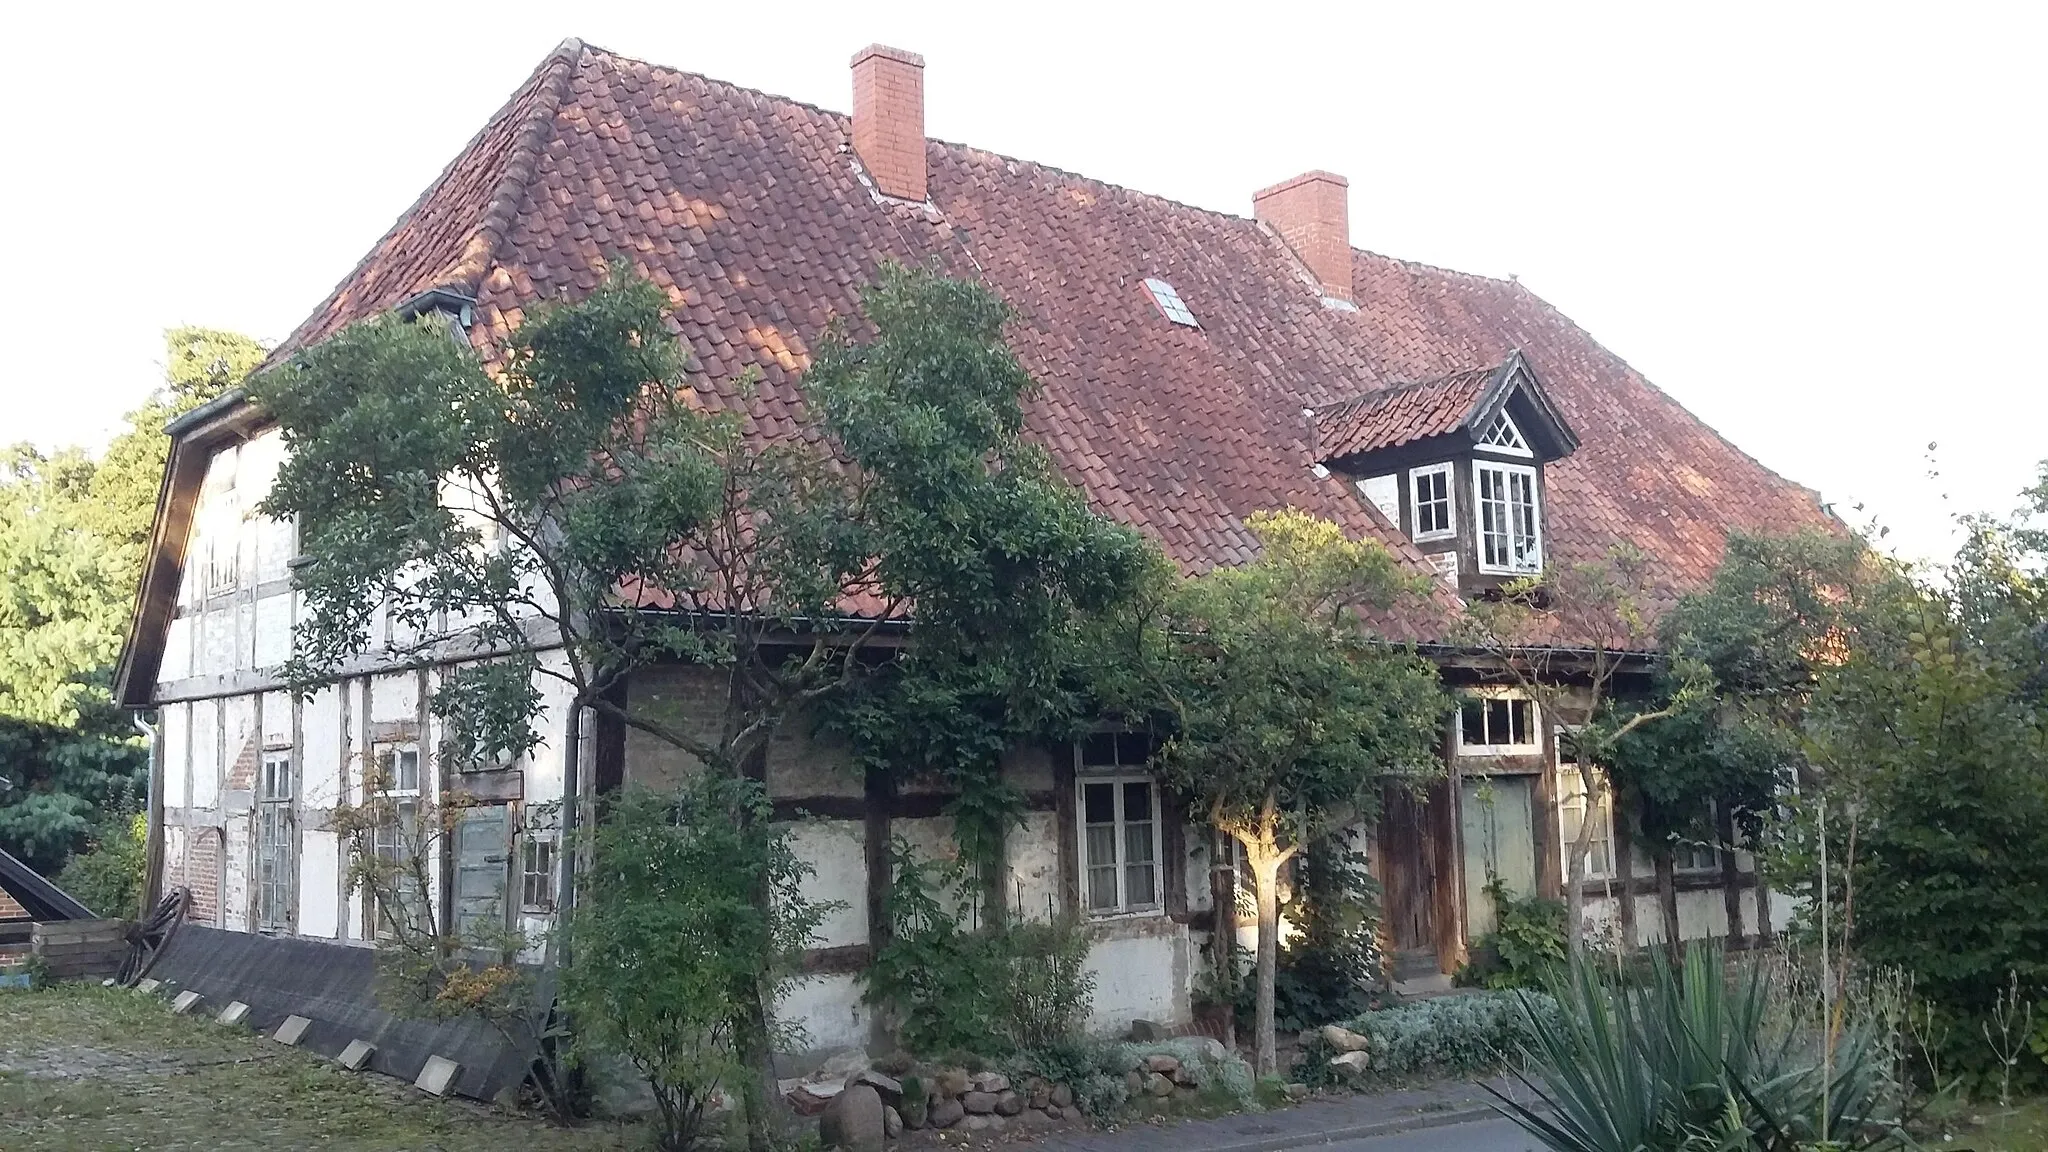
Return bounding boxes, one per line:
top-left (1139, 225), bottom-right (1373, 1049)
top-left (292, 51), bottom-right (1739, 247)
top-left (1311, 351), bottom-right (1579, 467)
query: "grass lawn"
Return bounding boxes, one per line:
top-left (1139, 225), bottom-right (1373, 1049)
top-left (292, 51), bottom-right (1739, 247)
top-left (0, 982), bottom-right (648, 1151)
top-left (1922, 1098), bottom-right (2048, 1152)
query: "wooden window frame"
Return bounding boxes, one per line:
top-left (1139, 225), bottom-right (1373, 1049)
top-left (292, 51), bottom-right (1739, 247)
top-left (256, 748), bottom-right (295, 932)
top-left (1457, 691), bottom-right (1540, 756)
top-left (1473, 460), bottom-right (1543, 575)
top-left (1410, 462), bottom-right (1457, 542)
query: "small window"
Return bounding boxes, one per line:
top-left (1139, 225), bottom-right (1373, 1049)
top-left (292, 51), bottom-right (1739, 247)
top-left (1477, 411), bottom-right (1533, 457)
top-left (1076, 733), bottom-right (1161, 916)
top-left (1674, 805), bottom-right (1722, 873)
top-left (1474, 462), bottom-right (1542, 575)
top-left (520, 835), bottom-right (557, 913)
top-left (373, 745), bottom-right (421, 795)
top-left (1459, 694), bottom-right (1538, 754)
top-left (257, 750), bottom-right (295, 932)
top-left (1410, 463), bottom-right (1456, 541)
top-left (1142, 278), bottom-right (1200, 328)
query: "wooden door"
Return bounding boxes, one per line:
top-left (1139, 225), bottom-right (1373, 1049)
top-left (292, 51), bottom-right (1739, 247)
top-left (1378, 783), bottom-right (1438, 961)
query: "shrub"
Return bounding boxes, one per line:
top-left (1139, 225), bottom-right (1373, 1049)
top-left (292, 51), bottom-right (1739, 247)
top-left (1012, 1036), bottom-right (1256, 1117)
top-left (1304, 989), bottom-right (1560, 1085)
top-left (562, 779), bottom-right (830, 1151)
top-left (863, 840), bottom-right (1094, 1055)
top-left (55, 813), bottom-right (145, 918)
top-left (1456, 879), bottom-right (1567, 991)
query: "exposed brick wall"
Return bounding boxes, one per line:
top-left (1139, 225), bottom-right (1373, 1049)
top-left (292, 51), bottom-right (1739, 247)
top-left (851, 44), bottom-right (925, 202)
top-left (1253, 171), bottom-right (1351, 301)
top-left (166, 828), bottom-right (223, 926)
top-left (226, 732), bottom-right (260, 793)
top-left (0, 887), bottom-right (26, 919)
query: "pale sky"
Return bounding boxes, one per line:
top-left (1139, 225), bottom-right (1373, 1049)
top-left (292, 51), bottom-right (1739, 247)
top-left (4, 2), bottom-right (2041, 561)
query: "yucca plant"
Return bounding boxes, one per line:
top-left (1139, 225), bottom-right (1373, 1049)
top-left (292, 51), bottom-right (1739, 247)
top-left (1490, 942), bottom-right (1913, 1152)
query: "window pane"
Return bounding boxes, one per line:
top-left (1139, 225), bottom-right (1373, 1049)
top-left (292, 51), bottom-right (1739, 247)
top-left (1124, 818), bottom-right (1155, 868)
top-left (397, 750), bottom-right (418, 791)
top-left (1487, 699), bottom-right (1511, 742)
top-left (1115, 733), bottom-right (1152, 767)
top-left (1509, 699), bottom-right (1531, 745)
top-left (1080, 733), bottom-right (1117, 766)
top-left (1087, 865), bottom-right (1119, 911)
top-left (1123, 782), bottom-right (1153, 830)
top-left (1126, 863), bottom-right (1157, 907)
top-left (1461, 700), bottom-right (1486, 745)
top-left (1083, 782), bottom-right (1116, 826)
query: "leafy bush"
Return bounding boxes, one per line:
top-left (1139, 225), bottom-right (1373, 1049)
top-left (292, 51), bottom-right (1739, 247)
top-left (1012, 1036), bottom-right (1256, 1117)
top-left (562, 780), bottom-right (830, 1151)
top-left (1268, 840), bottom-right (1384, 1030)
top-left (1304, 989), bottom-right (1560, 1085)
top-left (55, 812), bottom-right (145, 918)
top-left (1457, 879), bottom-right (1567, 991)
top-left (1495, 943), bottom-right (1910, 1152)
top-left (863, 839), bottom-right (1094, 1055)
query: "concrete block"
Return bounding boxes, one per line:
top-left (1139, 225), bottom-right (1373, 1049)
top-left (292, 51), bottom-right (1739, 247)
top-left (337, 1039), bottom-right (376, 1071)
top-left (217, 1001), bottom-right (251, 1027)
top-left (136, 978), bottom-right (161, 994)
top-left (272, 1015), bottom-right (313, 1046)
top-left (171, 990), bottom-right (204, 1014)
top-left (415, 1054), bottom-right (461, 1097)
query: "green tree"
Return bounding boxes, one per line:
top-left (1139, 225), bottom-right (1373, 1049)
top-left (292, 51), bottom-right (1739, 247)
top-left (1150, 510), bottom-right (1447, 1076)
top-left (252, 261), bottom-right (1150, 1142)
top-left (0, 328), bottom-right (262, 878)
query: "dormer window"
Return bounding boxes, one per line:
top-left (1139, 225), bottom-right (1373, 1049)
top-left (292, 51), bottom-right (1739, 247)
top-left (1410, 462), bottom-right (1455, 541)
top-left (1475, 461), bottom-right (1542, 575)
top-left (1477, 411), bottom-right (1532, 457)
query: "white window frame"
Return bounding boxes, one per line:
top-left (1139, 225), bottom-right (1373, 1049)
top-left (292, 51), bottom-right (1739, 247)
top-left (519, 832), bottom-right (558, 914)
top-left (1075, 735), bottom-right (1164, 917)
top-left (1674, 804), bottom-right (1723, 874)
top-left (1476, 411), bottom-right (1534, 458)
top-left (1456, 691), bottom-right (1540, 756)
top-left (367, 741), bottom-right (425, 939)
top-left (1473, 461), bottom-right (1543, 576)
top-left (1555, 730), bottom-right (1614, 882)
top-left (256, 749), bottom-right (295, 932)
top-left (1409, 462), bottom-right (1457, 542)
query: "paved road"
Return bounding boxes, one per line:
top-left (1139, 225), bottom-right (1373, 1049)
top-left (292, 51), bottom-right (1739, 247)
top-left (1319, 1116), bottom-right (1537, 1152)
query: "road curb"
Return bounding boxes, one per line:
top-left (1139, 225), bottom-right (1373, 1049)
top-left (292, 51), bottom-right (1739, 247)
top-left (1160, 1103), bottom-right (1504, 1152)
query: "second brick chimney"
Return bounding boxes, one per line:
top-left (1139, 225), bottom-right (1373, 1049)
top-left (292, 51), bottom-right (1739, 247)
top-left (1253, 171), bottom-right (1352, 302)
top-left (851, 44), bottom-right (926, 202)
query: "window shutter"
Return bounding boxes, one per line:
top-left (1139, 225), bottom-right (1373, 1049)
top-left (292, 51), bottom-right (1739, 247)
top-left (453, 805), bottom-right (510, 942)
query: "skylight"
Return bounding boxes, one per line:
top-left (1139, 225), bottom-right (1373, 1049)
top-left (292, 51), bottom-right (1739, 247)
top-left (1143, 278), bottom-right (1199, 328)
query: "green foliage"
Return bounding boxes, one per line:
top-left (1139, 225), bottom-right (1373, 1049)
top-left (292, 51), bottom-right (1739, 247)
top-left (562, 779), bottom-right (829, 1150)
top-left (862, 839), bottom-right (1094, 1055)
top-left (1265, 838), bottom-right (1384, 1030)
top-left (1458, 879), bottom-right (1567, 991)
top-left (1302, 989), bottom-right (1561, 1086)
top-left (1494, 944), bottom-right (1909, 1152)
top-left (54, 812), bottom-right (146, 918)
top-left (0, 327), bottom-right (260, 873)
top-left (1012, 1037), bottom-right (1256, 1117)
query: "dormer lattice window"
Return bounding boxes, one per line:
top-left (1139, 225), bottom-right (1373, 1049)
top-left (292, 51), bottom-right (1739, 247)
top-left (1478, 411), bottom-right (1532, 457)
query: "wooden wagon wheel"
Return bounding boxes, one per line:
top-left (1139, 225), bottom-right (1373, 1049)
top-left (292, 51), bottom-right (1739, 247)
top-left (115, 887), bottom-right (191, 988)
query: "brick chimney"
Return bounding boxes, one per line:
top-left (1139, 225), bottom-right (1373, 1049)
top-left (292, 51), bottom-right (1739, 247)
top-left (851, 44), bottom-right (927, 202)
top-left (1253, 171), bottom-right (1352, 302)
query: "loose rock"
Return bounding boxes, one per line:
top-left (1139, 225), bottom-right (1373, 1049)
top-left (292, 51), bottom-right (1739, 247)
top-left (1124, 1069), bottom-right (1145, 1092)
top-left (884, 1106), bottom-right (903, 1139)
top-left (962, 1114), bottom-right (999, 1132)
top-left (816, 1049), bottom-right (873, 1083)
top-left (1049, 1084), bottom-right (1074, 1109)
top-left (934, 1068), bottom-right (971, 1099)
top-left (994, 1091), bottom-right (1023, 1116)
top-left (1145, 1072), bottom-right (1175, 1097)
top-left (1129, 1019), bottom-right (1168, 1042)
top-left (820, 1083), bottom-right (886, 1151)
top-left (971, 1072), bottom-right (1010, 1094)
top-left (1321, 1025), bottom-right (1370, 1054)
top-left (927, 1098), bottom-right (965, 1129)
top-left (855, 1070), bottom-right (903, 1103)
top-left (1328, 1050), bottom-right (1372, 1075)
top-left (1143, 1054), bottom-right (1182, 1075)
top-left (1284, 1082), bottom-right (1311, 1102)
top-left (962, 1091), bottom-right (999, 1115)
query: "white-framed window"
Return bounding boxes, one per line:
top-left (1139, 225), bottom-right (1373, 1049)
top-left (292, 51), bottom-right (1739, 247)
top-left (1410, 462), bottom-right (1456, 541)
top-left (1142, 278), bottom-right (1200, 328)
top-left (1556, 735), bottom-right (1614, 881)
top-left (1076, 733), bottom-right (1161, 916)
top-left (256, 749), bottom-right (295, 931)
top-left (367, 742), bottom-right (425, 939)
top-left (1474, 461), bottom-right (1542, 575)
top-left (1674, 805), bottom-right (1723, 873)
top-left (1357, 474), bottom-right (1399, 525)
top-left (520, 834), bottom-right (557, 913)
top-left (1458, 692), bottom-right (1539, 755)
top-left (1477, 411), bottom-right (1533, 457)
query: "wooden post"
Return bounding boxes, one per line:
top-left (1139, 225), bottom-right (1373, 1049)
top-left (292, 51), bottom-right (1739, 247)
top-left (1614, 804), bottom-right (1636, 952)
top-left (1717, 806), bottom-right (1746, 948)
top-left (1656, 849), bottom-right (1680, 956)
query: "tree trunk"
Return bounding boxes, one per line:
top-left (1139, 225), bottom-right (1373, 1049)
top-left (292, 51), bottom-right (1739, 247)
top-left (1655, 849), bottom-right (1680, 957)
top-left (1249, 848), bottom-right (1284, 1079)
top-left (1209, 828), bottom-right (1239, 1052)
top-left (1561, 763), bottom-right (1601, 961)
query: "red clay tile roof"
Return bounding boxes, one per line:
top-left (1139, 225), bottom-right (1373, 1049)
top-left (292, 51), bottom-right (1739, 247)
top-left (1313, 365), bottom-right (1499, 462)
top-left (270, 39), bottom-right (1833, 637)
